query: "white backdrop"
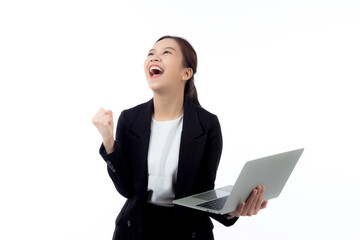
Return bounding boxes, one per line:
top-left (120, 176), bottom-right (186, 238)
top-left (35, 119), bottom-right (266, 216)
top-left (1, 0), bottom-right (359, 239)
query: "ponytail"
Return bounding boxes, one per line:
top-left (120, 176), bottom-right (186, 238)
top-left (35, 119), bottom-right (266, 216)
top-left (184, 77), bottom-right (200, 107)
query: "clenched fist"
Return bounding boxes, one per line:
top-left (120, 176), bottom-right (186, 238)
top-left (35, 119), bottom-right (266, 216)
top-left (92, 108), bottom-right (115, 154)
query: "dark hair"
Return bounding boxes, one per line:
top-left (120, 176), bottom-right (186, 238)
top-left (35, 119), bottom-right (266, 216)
top-left (156, 35), bottom-right (201, 107)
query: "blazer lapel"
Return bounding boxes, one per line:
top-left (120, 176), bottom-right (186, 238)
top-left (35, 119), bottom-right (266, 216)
top-left (130, 98), bottom-right (154, 138)
top-left (128, 99), bottom-right (154, 197)
top-left (175, 97), bottom-right (206, 199)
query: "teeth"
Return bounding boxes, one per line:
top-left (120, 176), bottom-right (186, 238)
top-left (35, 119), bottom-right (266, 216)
top-left (149, 66), bottom-right (164, 75)
top-left (150, 66), bottom-right (163, 72)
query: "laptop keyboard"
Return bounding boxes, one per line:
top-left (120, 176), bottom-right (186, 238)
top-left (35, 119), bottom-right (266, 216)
top-left (196, 196), bottom-right (228, 210)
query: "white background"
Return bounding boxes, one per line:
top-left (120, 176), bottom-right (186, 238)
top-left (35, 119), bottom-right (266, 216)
top-left (1, 0), bottom-right (359, 239)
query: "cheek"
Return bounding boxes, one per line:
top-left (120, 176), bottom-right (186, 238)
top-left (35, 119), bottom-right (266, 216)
top-left (164, 61), bottom-right (181, 76)
top-left (144, 61), bottom-right (149, 75)
top-left (143, 60), bottom-right (147, 70)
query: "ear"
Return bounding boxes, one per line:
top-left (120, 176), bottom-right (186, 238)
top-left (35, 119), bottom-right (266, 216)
top-left (180, 68), bottom-right (193, 82)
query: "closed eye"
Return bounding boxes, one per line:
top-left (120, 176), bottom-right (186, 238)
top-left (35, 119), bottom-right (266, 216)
top-left (147, 50), bottom-right (171, 57)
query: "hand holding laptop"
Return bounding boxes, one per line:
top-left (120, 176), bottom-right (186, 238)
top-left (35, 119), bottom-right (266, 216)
top-left (227, 185), bottom-right (268, 218)
top-left (173, 149), bottom-right (304, 216)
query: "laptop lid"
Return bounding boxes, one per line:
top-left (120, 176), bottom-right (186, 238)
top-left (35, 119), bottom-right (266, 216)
top-left (221, 148), bottom-right (304, 213)
top-left (173, 148), bottom-right (304, 215)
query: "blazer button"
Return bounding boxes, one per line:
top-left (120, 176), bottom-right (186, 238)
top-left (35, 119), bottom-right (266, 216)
top-left (192, 232), bottom-right (196, 239)
top-left (127, 220), bottom-right (131, 227)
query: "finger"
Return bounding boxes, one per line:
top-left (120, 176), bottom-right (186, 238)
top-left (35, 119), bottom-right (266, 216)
top-left (104, 110), bottom-right (113, 117)
top-left (247, 186), bottom-right (262, 215)
top-left (236, 202), bottom-right (246, 216)
top-left (261, 200), bottom-right (269, 209)
top-left (228, 202), bottom-right (245, 217)
top-left (98, 114), bottom-right (112, 125)
top-left (103, 111), bottom-right (113, 124)
top-left (242, 189), bottom-right (258, 216)
top-left (92, 108), bottom-right (105, 123)
top-left (255, 186), bottom-right (265, 214)
top-left (237, 202), bottom-right (246, 217)
top-left (248, 189), bottom-right (262, 216)
top-left (97, 108), bottom-right (105, 115)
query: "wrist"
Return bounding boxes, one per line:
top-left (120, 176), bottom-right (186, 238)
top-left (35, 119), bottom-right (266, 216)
top-left (103, 138), bottom-right (115, 154)
top-left (103, 137), bottom-right (114, 145)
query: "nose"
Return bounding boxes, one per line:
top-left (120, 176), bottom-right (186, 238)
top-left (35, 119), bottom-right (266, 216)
top-left (150, 54), bottom-right (160, 62)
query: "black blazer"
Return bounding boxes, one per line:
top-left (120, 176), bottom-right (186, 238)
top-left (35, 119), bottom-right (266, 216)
top-left (99, 96), bottom-right (238, 240)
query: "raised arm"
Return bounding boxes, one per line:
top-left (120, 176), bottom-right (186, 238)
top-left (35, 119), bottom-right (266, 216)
top-left (92, 109), bottom-right (135, 198)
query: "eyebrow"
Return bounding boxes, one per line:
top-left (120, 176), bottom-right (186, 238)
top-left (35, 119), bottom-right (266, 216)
top-left (148, 47), bottom-right (176, 53)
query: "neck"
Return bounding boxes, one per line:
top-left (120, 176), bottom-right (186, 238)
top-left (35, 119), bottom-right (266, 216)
top-left (152, 92), bottom-right (184, 121)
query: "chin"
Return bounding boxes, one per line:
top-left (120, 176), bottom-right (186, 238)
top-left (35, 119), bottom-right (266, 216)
top-left (147, 81), bottom-right (166, 93)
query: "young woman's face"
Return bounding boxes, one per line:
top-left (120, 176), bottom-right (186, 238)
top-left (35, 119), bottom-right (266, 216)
top-left (144, 38), bottom-right (189, 94)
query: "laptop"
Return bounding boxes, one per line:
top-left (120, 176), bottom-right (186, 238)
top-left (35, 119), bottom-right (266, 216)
top-left (173, 148), bottom-right (304, 214)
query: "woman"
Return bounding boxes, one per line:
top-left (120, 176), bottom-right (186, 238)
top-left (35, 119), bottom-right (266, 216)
top-left (92, 35), bottom-right (268, 240)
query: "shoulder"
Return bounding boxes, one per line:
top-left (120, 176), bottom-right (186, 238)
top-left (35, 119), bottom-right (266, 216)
top-left (115, 99), bottom-right (152, 131)
top-left (188, 99), bottom-right (221, 131)
top-left (120, 99), bottom-right (152, 119)
top-left (197, 105), bottom-right (218, 121)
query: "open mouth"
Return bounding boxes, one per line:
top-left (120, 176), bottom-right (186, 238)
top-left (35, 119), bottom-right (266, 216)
top-left (149, 65), bottom-right (164, 77)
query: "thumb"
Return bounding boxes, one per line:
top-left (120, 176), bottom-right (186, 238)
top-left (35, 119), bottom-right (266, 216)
top-left (261, 200), bottom-right (268, 209)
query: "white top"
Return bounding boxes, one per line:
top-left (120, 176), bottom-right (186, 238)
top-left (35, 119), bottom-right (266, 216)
top-left (147, 115), bottom-right (183, 206)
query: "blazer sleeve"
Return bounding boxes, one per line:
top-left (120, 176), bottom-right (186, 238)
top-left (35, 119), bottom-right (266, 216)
top-left (99, 110), bottom-right (135, 199)
top-left (196, 114), bottom-right (239, 227)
